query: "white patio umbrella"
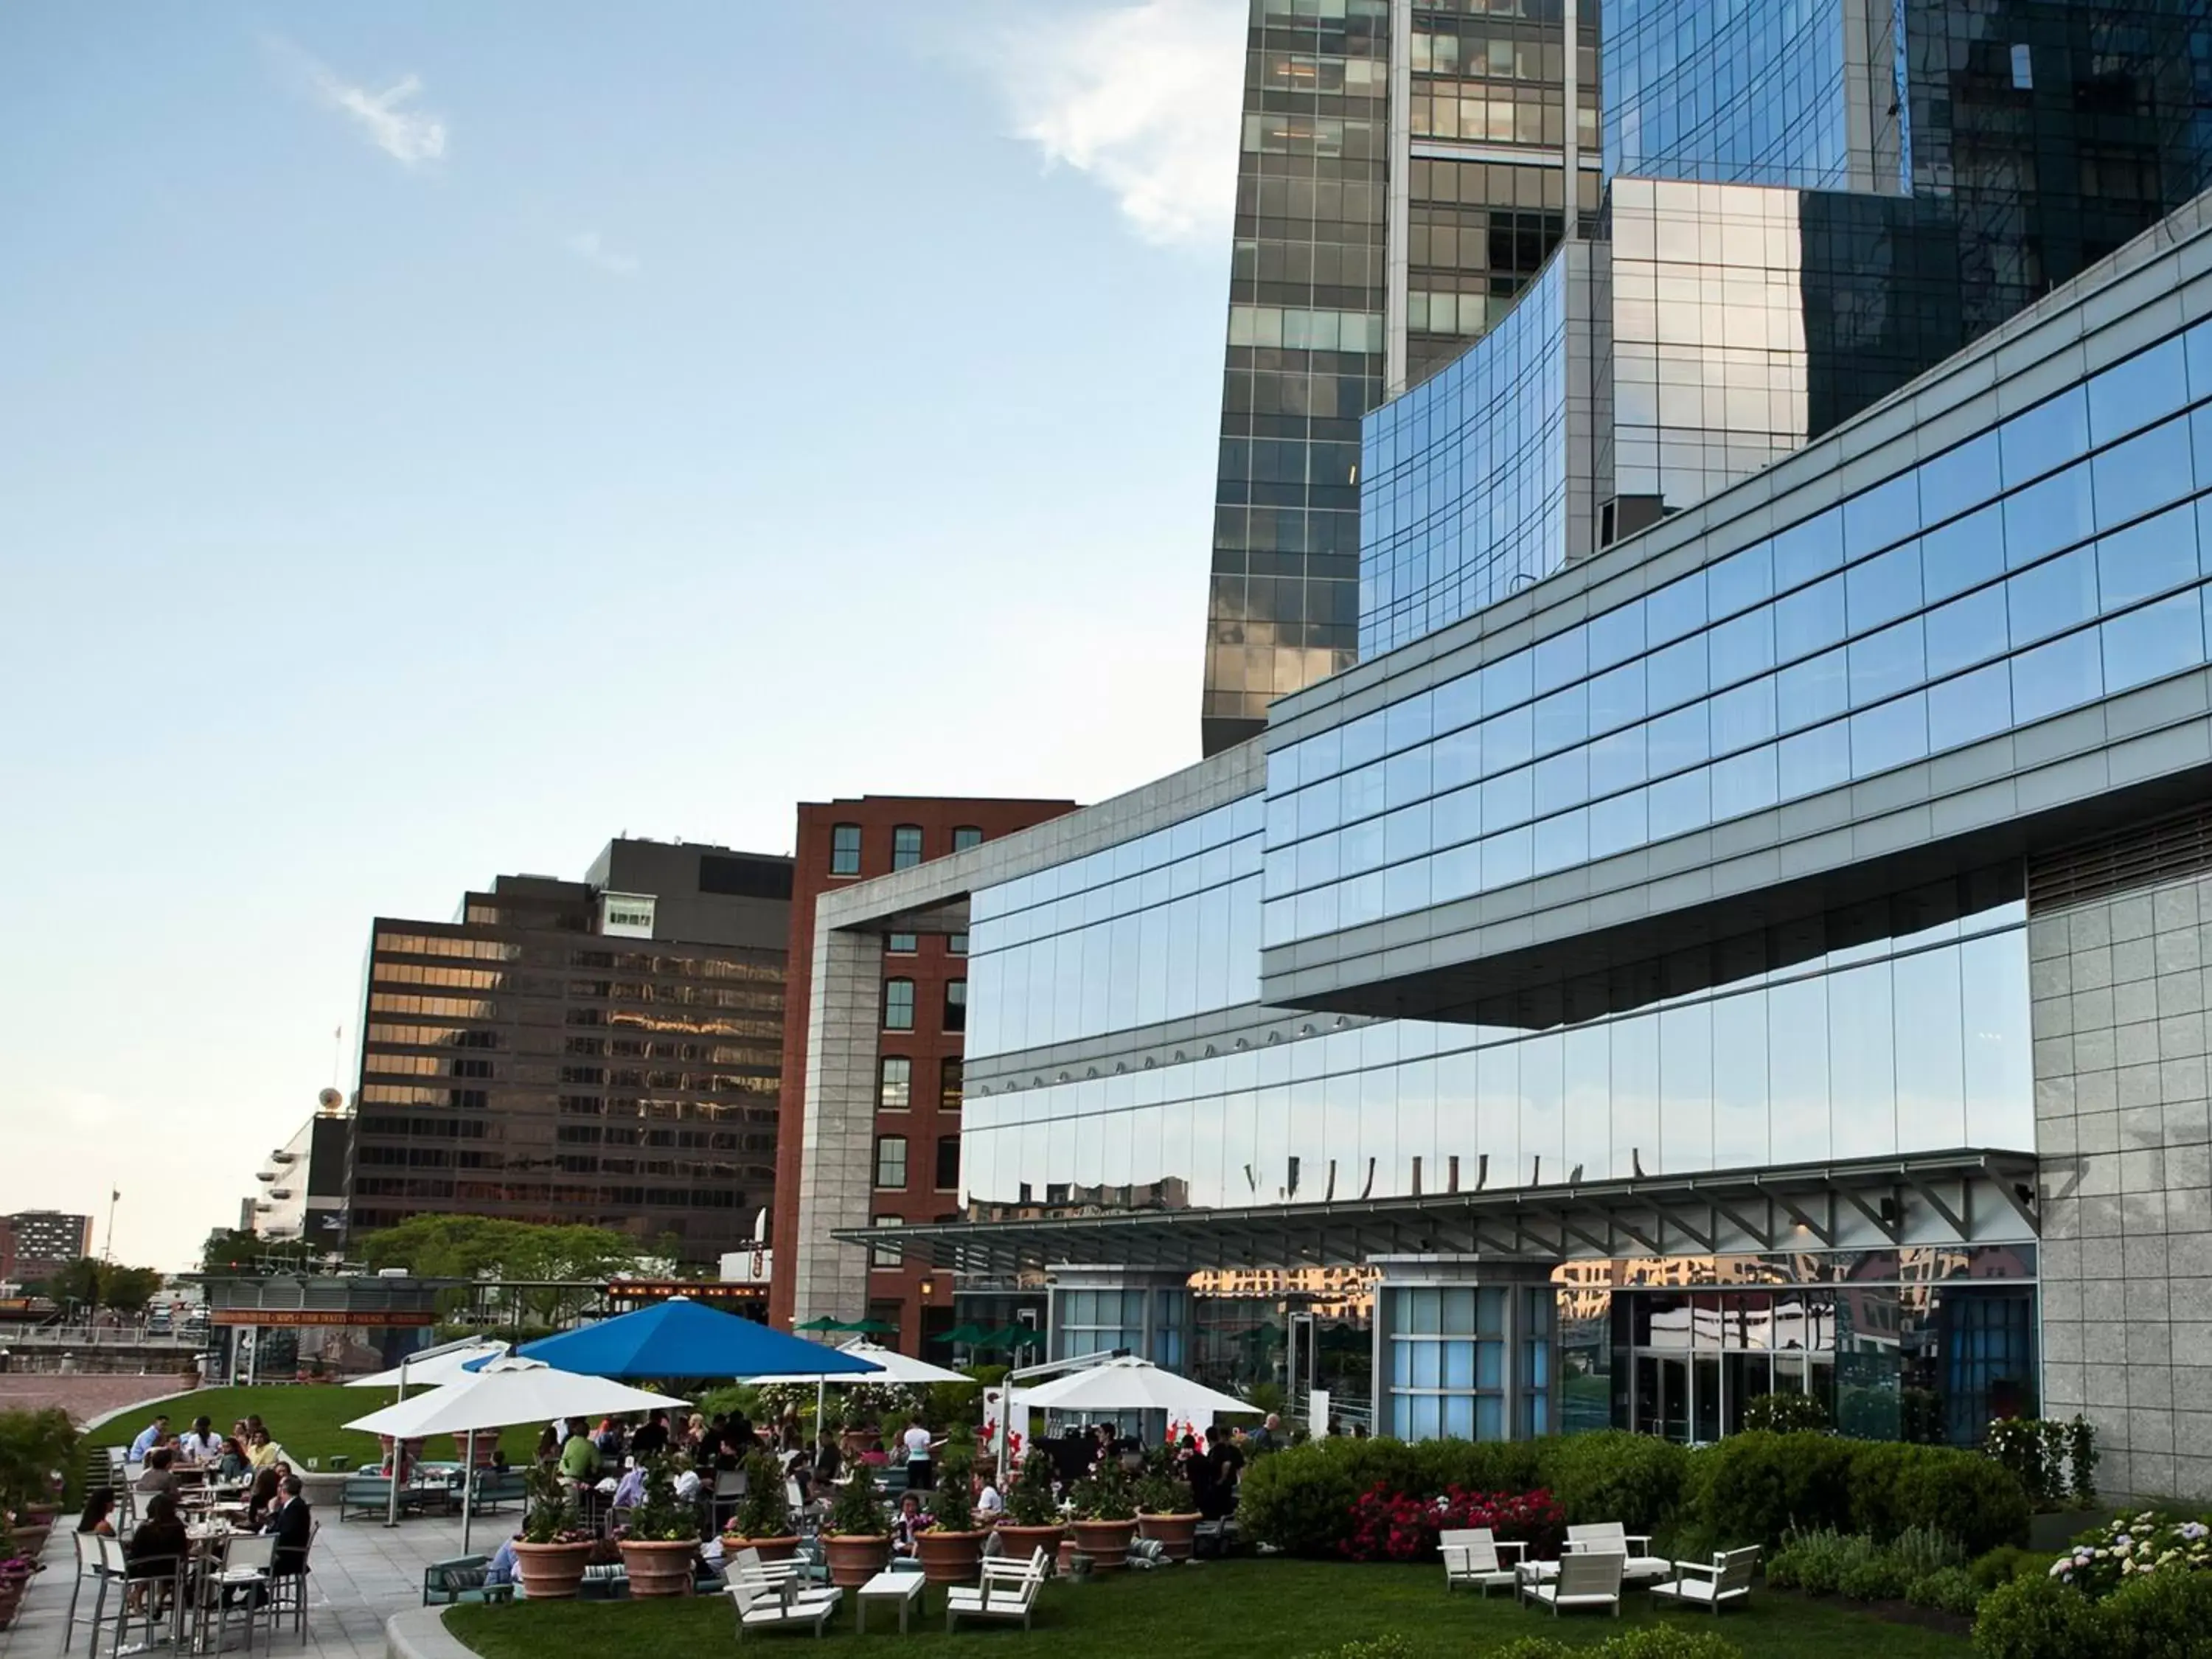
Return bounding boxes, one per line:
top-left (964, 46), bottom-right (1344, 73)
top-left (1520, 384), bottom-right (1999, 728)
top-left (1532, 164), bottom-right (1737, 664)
top-left (743, 1340), bottom-right (976, 1434)
top-left (1015, 1357), bottom-right (1254, 1424)
top-left (344, 1338), bottom-right (509, 1391)
top-left (344, 1357), bottom-right (686, 1551)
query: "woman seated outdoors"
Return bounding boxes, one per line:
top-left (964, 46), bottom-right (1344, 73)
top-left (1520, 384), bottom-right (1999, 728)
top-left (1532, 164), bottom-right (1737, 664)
top-left (126, 1492), bottom-right (189, 1607)
top-left (77, 1487), bottom-right (118, 1537)
top-left (215, 1437), bottom-right (252, 1483)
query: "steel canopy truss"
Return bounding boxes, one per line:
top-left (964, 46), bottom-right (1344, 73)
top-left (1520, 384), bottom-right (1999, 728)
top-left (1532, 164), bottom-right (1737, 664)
top-left (834, 1149), bottom-right (2040, 1276)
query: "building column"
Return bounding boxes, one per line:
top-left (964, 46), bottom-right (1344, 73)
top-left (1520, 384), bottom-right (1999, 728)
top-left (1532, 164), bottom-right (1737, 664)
top-left (1046, 1265), bottom-right (1192, 1370)
top-left (790, 924), bottom-right (885, 1330)
top-left (1369, 1254), bottom-right (1561, 1442)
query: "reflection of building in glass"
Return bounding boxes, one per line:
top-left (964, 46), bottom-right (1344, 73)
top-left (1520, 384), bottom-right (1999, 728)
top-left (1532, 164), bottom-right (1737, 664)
top-left (345, 838), bottom-right (792, 1269)
top-left (787, 0), bottom-right (2212, 1500)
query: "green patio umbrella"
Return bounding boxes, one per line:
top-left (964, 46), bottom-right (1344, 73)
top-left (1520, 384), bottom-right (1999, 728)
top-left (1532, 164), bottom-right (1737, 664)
top-left (992, 1324), bottom-right (1046, 1350)
top-left (795, 1316), bottom-right (850, 1332)
top-left (932, 1324), bottom-right (992, 1346)
top-left (845, 1318), bottom-right (899, 1335)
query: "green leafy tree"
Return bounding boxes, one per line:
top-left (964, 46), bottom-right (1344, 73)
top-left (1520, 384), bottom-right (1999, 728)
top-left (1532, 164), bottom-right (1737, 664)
top-left (38, 1260), bottom-right (165, 1313)
top-left (357, 1216), bottom-right (655, 1331)
top-left (198, 1230), bottom-right (316, 1276)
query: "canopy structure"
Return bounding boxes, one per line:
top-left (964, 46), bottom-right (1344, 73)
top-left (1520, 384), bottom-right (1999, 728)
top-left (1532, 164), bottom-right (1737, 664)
top-left (795, 1316), bottom-right (848, 1332)
top-left (932, 1324), bottom-right (991, 1347)
top-left (1015, 1357), bottom-right (1254, 1422)
top-left (343, 1358), bottom-right (684, 1551)
top-left (344, 1338), bottom-right (509, 1390)
top-left (509, 1295), bottom-right (883, 1382)
top-left (746, 1341), bottom-right (976, 1388)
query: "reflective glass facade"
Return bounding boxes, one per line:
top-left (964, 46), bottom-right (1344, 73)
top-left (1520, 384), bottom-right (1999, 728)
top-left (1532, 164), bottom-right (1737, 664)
top-left (1360, 254), bottom-right (1572, 655)
top-left (1604, 0), bottom-right (1857, 190)
top-left (963, 882), bottom-right (2031, 1214)
top-left (967, 796), bottom-right (1265, 1060)
top-left (1276, 318), bottom-right (2212, 948)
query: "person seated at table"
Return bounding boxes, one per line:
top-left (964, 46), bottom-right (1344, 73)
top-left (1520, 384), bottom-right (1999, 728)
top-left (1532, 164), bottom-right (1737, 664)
top-left (484, 1534), bottom-right (521, 1588)
top-left (610, 1461), bottom-right (648, 1514)
top-left (630, 1408), bottom-right (670, 1460)
top-left (246, 1427), bottom-right (283, 1471)
top-left (672, 1458), bottom-right (703, 1504)
top-left (681, 1413), bottom-right (706, 1456)
top-left (128, 1413), bottom-right (172, 1462)
top-left (810, 1428), bottom-right (843, 1491)
top-left (77, 1486), bottom-right (119, 1537)
top-left (973, 1470), bottom-right (1004, 1521)
top-left (262, 1476), bottom-right (312, 1579)
top-left (245, 1467), bottom-right (282, 1528)
top-left (214, 1436), bottom-right (252, 1483)
top-left (126, 1492), bottom-right (189, 1604)
top-left (534, 1425), bottom-right (560, 1467)
top-left (178, 1415), bottom-right (222, 1464)
top-left (136, 1447), bottom-right (181, 1499)
top-left (592, 1416), bottom-right (626, 1461)
top-left (890, 1493), bottom-right (930, 1558)
top-left (558, 1418), bottom-right (599, 1492)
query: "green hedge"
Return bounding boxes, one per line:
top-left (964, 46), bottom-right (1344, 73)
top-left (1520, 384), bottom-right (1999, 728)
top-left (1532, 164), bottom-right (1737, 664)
top-left (1973, 1568), bottom-right (2212, 1658)
top-left (1238, 1429), bottom-right (2028, 1559)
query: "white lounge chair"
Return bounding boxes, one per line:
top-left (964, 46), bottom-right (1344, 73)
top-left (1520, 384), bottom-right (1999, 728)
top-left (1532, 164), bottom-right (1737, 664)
top-left (946, 1546), bottom-right (1047, 1632)
top-left (1565, 1522), bottom-right (1672, 1584)
top-left (1439, 1527), bottom-right (1526, 1595)
top-left (1650, 1545), bottom-right (1759, 1615)
top-left (726, 1548), bottom-right (842, 1639)
top-left (1525, 1548), bottom-right (1624, 1617)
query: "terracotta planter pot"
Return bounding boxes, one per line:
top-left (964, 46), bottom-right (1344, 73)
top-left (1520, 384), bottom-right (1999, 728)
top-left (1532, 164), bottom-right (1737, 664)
top-left (451, 1433), bottom-right (496, 1467)
top-left (511, 1540), bottom-right (595, 1601)
top-left (823, 1532), bottom-right (892, 1588)
top-left (1137, 1512), bottom-right (1201, 1562)
top-left (7, 1526), bottom-right (48, 1561)
top-left (995, 1523), bottom-right (1067, 1573)
top-left (616, 1537), bottom-right (698, 1598)
top-left (841, 1429), bottom-right (880, 1461)
top-left (1069, 1518), bottom-right (1137, 1571)
top-left (721, 1534), bottom-right (799, 1565)
top-left (914, 1528), bottom-right (989, 1585)
top-left (1057, 1536), bottom-right (1080, 1576)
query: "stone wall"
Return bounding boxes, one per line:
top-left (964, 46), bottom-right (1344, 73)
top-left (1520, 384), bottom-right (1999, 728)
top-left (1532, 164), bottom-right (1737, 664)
top-left (2034, 866), bottom-right (2212, 1500)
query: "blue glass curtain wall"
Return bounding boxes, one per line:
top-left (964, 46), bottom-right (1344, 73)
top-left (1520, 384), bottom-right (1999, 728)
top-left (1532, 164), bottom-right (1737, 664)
top-left (1269, 318), bottom-right (2212, 953)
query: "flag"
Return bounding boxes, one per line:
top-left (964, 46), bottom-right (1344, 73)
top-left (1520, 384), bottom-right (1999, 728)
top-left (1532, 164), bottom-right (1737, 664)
top-left (111, 1189), bottom-right (120, 1203)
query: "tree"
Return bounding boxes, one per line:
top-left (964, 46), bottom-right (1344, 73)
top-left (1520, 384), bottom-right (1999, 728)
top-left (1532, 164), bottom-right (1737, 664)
top-left (37, 1259), bottom-right (165, 1312)
top-left (356, 1216), bottom-right (654, 1331)
top-left (198, 1229), bottom-right (316, 1276)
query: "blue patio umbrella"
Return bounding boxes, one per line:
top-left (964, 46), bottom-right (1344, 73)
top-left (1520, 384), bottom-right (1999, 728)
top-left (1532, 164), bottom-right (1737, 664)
top-left (503, 1296), bottom-right (885, 1381)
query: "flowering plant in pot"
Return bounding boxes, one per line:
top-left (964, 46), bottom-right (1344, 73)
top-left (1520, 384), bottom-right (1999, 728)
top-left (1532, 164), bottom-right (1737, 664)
top-left (1069, 1454), bottom-right (1139, 1573)
top-left (614, 1454), bottom-right (700, 1598)
top-left (822, 1470), bottom-right (893, 1587)
top-left (997, 1449), bottom-right (1066, 1570)
top-left (1134, 1466), bottom-right (1200, 1562)
top-left (723, 1450), bottom-right (799, 1564)
top-left (512, 1465), bottom-right (596, 1599)
top-left (914, 1450), bottom-right (990, 1585)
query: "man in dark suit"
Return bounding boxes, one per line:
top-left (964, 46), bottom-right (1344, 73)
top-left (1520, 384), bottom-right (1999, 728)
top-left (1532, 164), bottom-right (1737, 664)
top-left (263, 1475), bottom-right (312, 1579)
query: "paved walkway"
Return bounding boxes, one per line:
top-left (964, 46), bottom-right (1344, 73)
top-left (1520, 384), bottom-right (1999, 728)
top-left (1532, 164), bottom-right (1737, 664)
top-left (0, 1377), bottom-right (185, 1426)
top-left (0, 1505), bottom-right (489, 1659)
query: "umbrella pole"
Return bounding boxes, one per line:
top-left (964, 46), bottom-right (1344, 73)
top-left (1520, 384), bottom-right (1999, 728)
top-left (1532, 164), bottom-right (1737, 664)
top-left (385, 1354), bottom-right (409, 1529)
top-left (461, 1429), bottom-right (477, 1554)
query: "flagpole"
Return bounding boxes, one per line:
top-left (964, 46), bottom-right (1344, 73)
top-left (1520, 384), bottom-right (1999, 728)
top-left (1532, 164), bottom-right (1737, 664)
top-left (102, 1190), bottom-right (118, 1263)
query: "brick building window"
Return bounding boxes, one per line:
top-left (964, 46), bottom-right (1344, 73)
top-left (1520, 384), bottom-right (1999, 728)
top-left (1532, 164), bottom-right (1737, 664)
top-left (953, 827), bottom-right (984, 852)
top-left (830, 824), bottom-right (862, 875)
top-left (935, 1135), bottom-right (960, 1191)
top-left (888, 932), bottom-right (917, 954)
top-left (939, 1057), bottom-right (963, 1112)
top-left (891, 825), bottom-right (924, 869)
top-left (884, 979), bottom-right (915, 1031)
top-left (870, 1216), bottom-right (902, 1267)
top-left (874, 1135), bottom-right (908, 1189)
top-left (880, 1056), bottom-right (911, 1110)
top-left (943, 979), bottom-right (967, 1033)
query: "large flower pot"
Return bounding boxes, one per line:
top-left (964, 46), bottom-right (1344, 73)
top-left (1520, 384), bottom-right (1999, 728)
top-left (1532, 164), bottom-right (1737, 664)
top-left (914, 1528), bottom-right (989, 1586)
top-left (616, 1537), bottom-right (698, 1598)
top-left (841, 1429), bottom-right (880, 1461)
top-left (1137, 1512), bottom-right (1201, 1562)
top-left (511, 1540), bottom-right (594, 1601)
top-left (823, 1532), bottom-right (892, 1588)
top-left (1069, 1518), bottom-right (1137, 1572)
top-left (7, 1526), bottom-right (49, 1562)
top-left (995, 1524), bottom-right (1067, 1574)
top-left (722, 1534), bottom-right (800, 1565)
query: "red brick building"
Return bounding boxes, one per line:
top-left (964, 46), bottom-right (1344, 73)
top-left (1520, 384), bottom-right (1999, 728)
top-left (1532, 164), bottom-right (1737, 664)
top-left (769, 797), bottom-right (1074, 1352)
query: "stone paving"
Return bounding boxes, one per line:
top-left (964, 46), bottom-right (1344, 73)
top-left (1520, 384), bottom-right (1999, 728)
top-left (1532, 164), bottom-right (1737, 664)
top-left (0, 1503), bottom-right (493, 1659)
top-left (0, 1378), bottom-right (185, 1427)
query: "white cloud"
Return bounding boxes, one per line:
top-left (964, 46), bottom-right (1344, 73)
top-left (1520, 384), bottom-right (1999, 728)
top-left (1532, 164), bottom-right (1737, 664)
top-left (271, 39), bottom-right (448, 169)
top-left (563, 231), bottom-right (641, 276)
top-left (992, 0), bottom-right (1245, 248)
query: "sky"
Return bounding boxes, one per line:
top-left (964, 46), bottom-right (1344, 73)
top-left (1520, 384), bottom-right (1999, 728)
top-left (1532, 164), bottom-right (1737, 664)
top-left (0, 1), bottom-right (1250, 1271)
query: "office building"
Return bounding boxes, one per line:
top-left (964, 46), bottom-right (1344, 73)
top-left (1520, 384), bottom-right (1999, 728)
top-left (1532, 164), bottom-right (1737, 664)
top-left (768, 798), bottom-right (1074, 1352)
top-left (243, 1097), bottom-right (353, 1247)
top-left (344, 838), bottom-right (793, 1270)
top-left (783, 0), bottom-right (2212, 1500)
top-left (1, 1211), bottom-right (92, 1284)
top-left (1202, 0), bottom-right (1603, 754)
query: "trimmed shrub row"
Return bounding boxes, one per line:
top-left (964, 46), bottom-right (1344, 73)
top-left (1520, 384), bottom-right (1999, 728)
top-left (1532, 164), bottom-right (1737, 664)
top-left (1974, 1568), bottom-right (2212, 1658)
top-left (1239, 1429), bottom-right (2031, 1560)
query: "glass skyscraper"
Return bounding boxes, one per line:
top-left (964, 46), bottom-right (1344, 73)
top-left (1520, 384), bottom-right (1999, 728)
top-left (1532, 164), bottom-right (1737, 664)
top-left (1203, 0), bottom-right (1601, 756)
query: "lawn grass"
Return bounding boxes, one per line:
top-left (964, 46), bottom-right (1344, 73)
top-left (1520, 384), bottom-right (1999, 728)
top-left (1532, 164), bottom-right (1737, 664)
top-left (445, 1557), bottom-right (1972, 1659)
top-left (80, 1386), bottom-right (541, 1477)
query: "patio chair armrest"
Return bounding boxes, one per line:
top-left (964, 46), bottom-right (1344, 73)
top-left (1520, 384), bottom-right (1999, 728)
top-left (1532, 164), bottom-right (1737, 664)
top-left (1672, 1558), bottom-right (1720, 1581)
top-left (1494, 1540), bottom-right (1529, 1558)
top-left (1625, 1534), bottom-right (1652, 1550)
